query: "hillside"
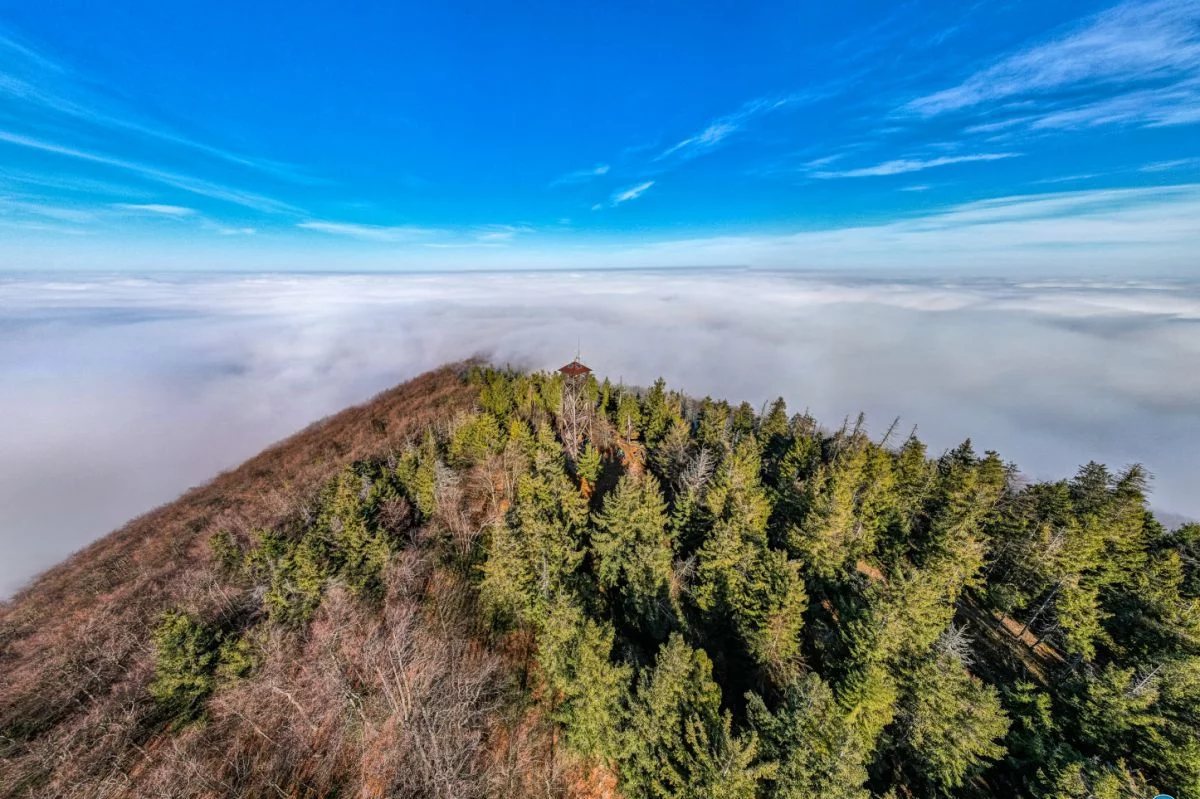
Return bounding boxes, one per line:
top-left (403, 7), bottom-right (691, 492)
top-left (0, 365), bottom-right (495, 796)
top-left (2, 363), bottom-right (1198, 799)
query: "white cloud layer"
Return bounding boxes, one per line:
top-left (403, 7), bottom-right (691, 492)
top-left (1, 270), bottom-right (1198, 597)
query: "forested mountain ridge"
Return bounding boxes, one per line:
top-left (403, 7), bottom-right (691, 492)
top-left (2, 363), bottom-right (1197, 799)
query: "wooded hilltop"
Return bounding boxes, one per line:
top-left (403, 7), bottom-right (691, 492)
top-left (2, 362), bottom-right (1197, 799)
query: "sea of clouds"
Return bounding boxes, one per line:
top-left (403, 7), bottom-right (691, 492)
top-left (2, 269), bottom-right (1197, 596)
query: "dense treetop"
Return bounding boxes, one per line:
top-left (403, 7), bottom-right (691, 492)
top-left (464, 366), bottom-right (1200, 799)
top-left (3, 363), bottom-right (1197, 799)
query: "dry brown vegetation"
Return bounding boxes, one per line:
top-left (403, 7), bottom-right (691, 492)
top-left (0, 364), bottom-right (580, 798)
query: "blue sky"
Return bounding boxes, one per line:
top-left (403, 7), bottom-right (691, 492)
top-left (1, 0), bottom-right (1199, 271)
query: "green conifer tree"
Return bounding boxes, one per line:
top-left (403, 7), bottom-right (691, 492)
top-left (537, 596), bottom-right (632, 761)
top-left (149, 611), bottom-right (220, 724)
top-left (747, 673), bottom-right (871, 799)
top-left (621, 635), bottom-right (772, 799)
top-left (897, 654), bottom-right (1010, 792)
top-left (616, 389), bottom-right (643, 441)
top-left (641, 378), bottom-right (678, 445)
top-left (592, 474), bottom-right (675, 633)
top-left (695, 441), bottom-right (807, 676)
top-left (695, 397), bottom-right (732, 453)
top-left (577, 442), bottom-right (603, 490)
top-left (480, 448), bottom-right (589, 626)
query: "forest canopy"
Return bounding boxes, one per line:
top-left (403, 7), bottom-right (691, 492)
top-left (465, 366), bottom-right (1200, 799)
top-left (3, 363), bottom-right (1197, 799)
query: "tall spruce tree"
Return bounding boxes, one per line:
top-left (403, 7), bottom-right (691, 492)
top-left (592, 473), bottom-right (676, 634)
top-left (895, 654), bottom-right (1010, 792)
top-left (695, 440), bottom-right (807, 676)
top-left (622, 635), bottom-right (772, 799)
top-left (747, 673), bottom-right (871, 799)
top-left (536, 596), bottom-right (632, 761)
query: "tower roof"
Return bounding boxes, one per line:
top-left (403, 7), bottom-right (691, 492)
top-left (558, 359), bottom-right (592, 377)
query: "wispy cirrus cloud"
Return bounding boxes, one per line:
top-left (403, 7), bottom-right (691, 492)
top-left (659, 121), bottom-right (741, 160)
top-left (593, 180), bottom-right (655, 210)
top-left (9, 183), bottom-right (1200, 274)
top-left (658, 95), bottom-right (800, 161)
top-left (0, 130), bottom-right (301, 214)
top-left (1033, 173), bottom-right (1103, 184)
top-left (113, 203), bottom-right (196, 216)
top-left (598, 183), bottom-right (1200, 272)
top-left (0, 29), bottom-right (312, 182)
top-left (297, 220), bottom-right (530, 244)
top-left (297, 220), bottom-right (443, 242)
top-left (473, 224), bottom-right (534, 242)
top-left (0, 31), bottom-right (64, 74)
top-left (1029, 78), bottom-right (1200, 129)
top-left (1, 192), bottom-right (234, 233)
top-left (1139, 156), bottom-right (1200, 172)
top-left (0, 193), bottom-right (256, 237)
top-left (905, 0), bottom-right (1200, 130)
top-left (801, 154), bottom-right (845, 169)
top-left (0, 195), bottom-right (95, 224)
top-left (0, 27), bottom-right (315, 241)
top-left (812, 152), bottom-right (1018, 178)
top-left (0, 169), bottom-right (156, 199)
top-left (613, 181), bottom-right (654, 204)
top-left (0, 218), bottom-right (89, 236)
top-left (549, 163), bottom-right (609, 187)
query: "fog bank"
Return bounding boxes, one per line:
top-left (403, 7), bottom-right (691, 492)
top-left (2, 270), bottom-right (1197, 596)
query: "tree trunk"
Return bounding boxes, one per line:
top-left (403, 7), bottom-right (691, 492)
top-left (1017, 582), bottom-right (1060, 640)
